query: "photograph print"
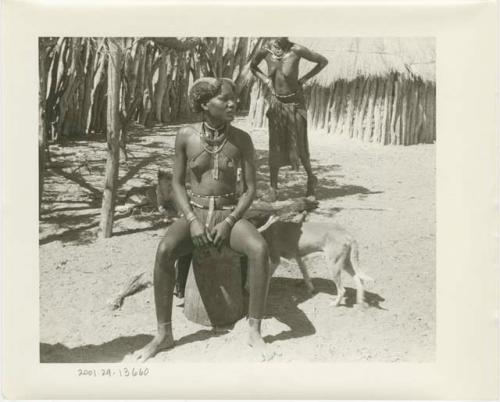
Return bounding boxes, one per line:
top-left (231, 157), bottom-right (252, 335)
top-left (38, 36), bottom-right (435, 363)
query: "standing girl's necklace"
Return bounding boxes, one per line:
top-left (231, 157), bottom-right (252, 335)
top-left (200, 122), bottom-right (229, 180)
top-left (267, 46), bottom-right (288, 60)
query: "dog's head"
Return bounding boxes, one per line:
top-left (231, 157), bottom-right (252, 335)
top-left (157, 168), bottom-right (174, 212)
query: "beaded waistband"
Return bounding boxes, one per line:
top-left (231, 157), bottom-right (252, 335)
top-left (188, 191), bottom-right (237, 199)
top-left (274, 91), bottom-right (298, 99)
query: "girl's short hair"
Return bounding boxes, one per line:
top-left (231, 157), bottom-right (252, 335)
top-left (188, 77), bottom-right (236, 113)
top-left (269, 37), bottom-right (294, 51)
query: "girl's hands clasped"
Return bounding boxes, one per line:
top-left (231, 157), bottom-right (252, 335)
top-left (189, 220), bottom-right (211, 249)
top-left (210, 221), bottom-right (231, 250)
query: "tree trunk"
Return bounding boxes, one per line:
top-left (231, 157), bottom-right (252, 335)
top-left (99, 39), bottom-right (123, 238)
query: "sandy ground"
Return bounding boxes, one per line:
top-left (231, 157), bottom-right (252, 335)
top-left (39, 118), bottom-right (435, 363)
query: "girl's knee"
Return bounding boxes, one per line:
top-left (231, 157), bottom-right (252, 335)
top-left (156, 238), bottom-right (176, 262)
top-left (247, 237), bottom-right (269, 260)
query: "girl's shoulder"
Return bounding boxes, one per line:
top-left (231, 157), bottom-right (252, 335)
top-left (177, 123), bottom-right (201, 138)
top-left (229, 124), bottom-right (250, 139)
top-left (228, 125), bottom-right (253, 148)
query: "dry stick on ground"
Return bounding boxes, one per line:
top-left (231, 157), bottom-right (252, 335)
top-left (107, 197), bottom-right (318, 310)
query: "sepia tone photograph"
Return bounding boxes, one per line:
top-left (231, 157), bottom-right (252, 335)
top-left (38, 36), bottom-right (436, 363)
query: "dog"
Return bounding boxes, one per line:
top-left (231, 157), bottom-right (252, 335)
top-left (261, 216), bottom-right (374, 307)
top-left (156, 168), bottom-right (373, 307)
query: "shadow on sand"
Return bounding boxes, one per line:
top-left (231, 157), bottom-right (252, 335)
top-left (264, 277), bottom-right (385, 344)
top-left (40, 276), bottom-right (384, 363)
top-left (40, 328), bottom-right (230, 363)
top-left (254, 150), bottom-right (382, 201)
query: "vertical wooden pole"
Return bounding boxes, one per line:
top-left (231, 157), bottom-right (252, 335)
top-left (82, 39), bottom-right (97, 135)
top-left (364, 78), bottom-right (378, 143)
top-left (390, 76), bottom-right (401, 145)
top-left (324, 84), bottom-right (336, 133)
top-left (154, 48), bottom-right (168, 121)
top-left (430, 84), bottom-right (436, 142)
top-left (308, 84), bottom-right (317, 127)
top-left (38, 40), bottom-right (50, 215)
top-left (328, 81), bottom-right (342, 134)
top-left (382, 76), bottom-right (393, 145)
top-left (87, 48), bottom-right (107, 134)
top-left (99, 38), bottom-right (123, 238)
top-left (353, 78), bottom-right (369, 141)
top-left (343, 79), bottom-right (358, 139)
top-left (335, 80), bottom-right (348, 136)
top-left (373, 78), bottom-right (384, 144)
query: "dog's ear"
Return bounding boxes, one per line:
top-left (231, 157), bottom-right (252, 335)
top-left (158, 168), bottom-right (172, 180)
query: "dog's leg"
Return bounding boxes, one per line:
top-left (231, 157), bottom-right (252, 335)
top-left (325, 245), bottom-right (347, 306)
top-left (345, 239), bottom-right (372, 307)
top-left (294, 255), bottom-right (315, 294)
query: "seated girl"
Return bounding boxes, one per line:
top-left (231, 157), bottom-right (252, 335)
top-left (130, 77), bottom-right (271, 362)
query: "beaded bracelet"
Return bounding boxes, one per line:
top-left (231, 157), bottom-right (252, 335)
top-left (185, 212), bottom-right (197, 225)
top-left (224, 214), bottom-right (238, 227)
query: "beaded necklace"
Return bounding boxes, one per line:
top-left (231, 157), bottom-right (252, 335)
top-left (267, 46), bottom-right (289, 60)
top-left (200, 121), bottom-right (229, 180)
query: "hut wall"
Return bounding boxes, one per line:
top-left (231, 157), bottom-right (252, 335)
top-left (247, 74), bottom-right (436, 146)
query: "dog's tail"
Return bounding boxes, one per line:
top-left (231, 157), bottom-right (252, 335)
top-left (349, 239), bottom-right (374, 284)
top-left (257, 214), bottom-right (279, 233)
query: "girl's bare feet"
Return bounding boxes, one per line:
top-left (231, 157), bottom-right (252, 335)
top-left (247, 318), bottom-right (275, 361)
top-left (126, 323), bottom-right (174, 363)
top-left (306, 175), bottom-right (318, 198)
